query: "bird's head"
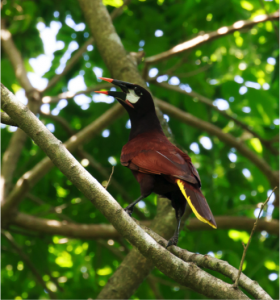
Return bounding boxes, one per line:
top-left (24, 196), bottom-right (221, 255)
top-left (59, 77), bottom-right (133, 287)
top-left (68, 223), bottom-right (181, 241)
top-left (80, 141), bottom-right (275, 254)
top-left (95, 77), bottom-right (154, 114)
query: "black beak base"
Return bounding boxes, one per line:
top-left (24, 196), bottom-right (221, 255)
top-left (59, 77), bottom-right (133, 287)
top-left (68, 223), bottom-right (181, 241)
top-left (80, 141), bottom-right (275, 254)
top-left (111, 79), bottom-right (135, 93)
top-left (106, 91), bottom-right (127, 101)
top-left (96, 77), bottom-right (135, 109)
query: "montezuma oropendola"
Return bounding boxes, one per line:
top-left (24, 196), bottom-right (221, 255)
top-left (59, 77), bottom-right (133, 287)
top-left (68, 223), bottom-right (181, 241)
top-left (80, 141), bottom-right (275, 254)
top-left (95, 78), bottom-right (216, 247)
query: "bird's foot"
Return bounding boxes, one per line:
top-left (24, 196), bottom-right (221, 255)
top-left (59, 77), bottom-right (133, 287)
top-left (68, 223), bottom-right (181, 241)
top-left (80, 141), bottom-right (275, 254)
top-left (166, 236), bottom-right (178, 248)
top-left (124, 208), bottom-right (133, 217)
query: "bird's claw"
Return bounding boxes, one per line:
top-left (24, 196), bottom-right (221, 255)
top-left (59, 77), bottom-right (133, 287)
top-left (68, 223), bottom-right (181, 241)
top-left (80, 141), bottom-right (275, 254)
top-left (124, 208), bottom-right (133, 217)
top-left (166, 236), bottom-right (178, 248)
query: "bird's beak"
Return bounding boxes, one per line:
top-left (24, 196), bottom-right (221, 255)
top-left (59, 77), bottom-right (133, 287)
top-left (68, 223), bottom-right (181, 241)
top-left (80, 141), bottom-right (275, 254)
top-left (94, 77), bottom-right (135, 108)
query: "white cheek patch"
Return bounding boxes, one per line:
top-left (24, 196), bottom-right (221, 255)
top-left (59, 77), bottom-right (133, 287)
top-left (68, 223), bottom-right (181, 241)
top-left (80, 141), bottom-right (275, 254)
top-left (126, 89), bottom-right (140, 104)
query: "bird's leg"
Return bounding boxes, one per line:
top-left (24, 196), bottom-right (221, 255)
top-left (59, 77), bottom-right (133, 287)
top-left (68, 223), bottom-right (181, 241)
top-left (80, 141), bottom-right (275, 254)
top-left (124, 195), bottom-right (145, 217)
top-left (166, 209), bottom-right (183, 248)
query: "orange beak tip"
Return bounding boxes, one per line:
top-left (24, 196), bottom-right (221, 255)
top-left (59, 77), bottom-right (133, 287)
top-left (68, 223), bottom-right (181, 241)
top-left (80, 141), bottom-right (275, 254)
top-left (94, 91), bottom-right (108, 95)
top-left (99, 77), bottom-right (113, 83)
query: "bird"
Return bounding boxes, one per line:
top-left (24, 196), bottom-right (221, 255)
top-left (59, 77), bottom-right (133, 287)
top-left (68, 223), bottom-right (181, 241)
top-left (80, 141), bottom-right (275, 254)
top-left (95, 77), bottom-right (216, 247)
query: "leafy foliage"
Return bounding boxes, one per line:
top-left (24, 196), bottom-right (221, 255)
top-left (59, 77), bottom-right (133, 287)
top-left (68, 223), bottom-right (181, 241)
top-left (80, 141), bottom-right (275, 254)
top-left (1, 0), bottom-right (279, 299)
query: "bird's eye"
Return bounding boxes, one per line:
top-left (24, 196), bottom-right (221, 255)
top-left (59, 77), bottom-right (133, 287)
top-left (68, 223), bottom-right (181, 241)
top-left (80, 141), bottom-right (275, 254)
top-left (134, 87), bottom-right (142, 96)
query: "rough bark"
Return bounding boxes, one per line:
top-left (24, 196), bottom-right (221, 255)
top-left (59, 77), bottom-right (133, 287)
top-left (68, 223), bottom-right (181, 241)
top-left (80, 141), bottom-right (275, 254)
top-left (1, 83), bottom-right (251, 300)
top-left (11, 213), bottom-right (279, 239)
top-left (1, 103), bottom-right (125, 218)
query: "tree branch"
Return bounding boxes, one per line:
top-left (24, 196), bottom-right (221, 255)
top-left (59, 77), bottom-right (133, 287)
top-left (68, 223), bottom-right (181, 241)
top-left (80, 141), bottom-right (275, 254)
top-left (155, 98), bottom-right (279, 188)
top-left (144, 11), bottom-right (279, 68)
top-left (2, 101), bottom-right (125, 219)
top-left (1, 128), bottom-right (28, 203)
top-left (42, 83), bottom-right (112, 103)
top-left (42, 0), bottom-right (131, 93)
top-left (154, 82), bottom-right (278, 155)
top-left (43, 38), bottom-right (94, 93)
top-left (140, 224), bottom-right (272, 300)
top-left (1, 111), bottom-right (18, 126)
top-left (1, 20), bottom-right (33, 92)
top-left (77, 0), bottom-right (172, 141)
top-left (233, 187), bottom-right (277, 288)
top-left (11, 213), bottom-right (279, 239)
top-left (1, 83), bottom-right (250, 299)
top-left (1, 20), bottom-right (41, 205)
top-left (40, 111), bottom-right (145, 218)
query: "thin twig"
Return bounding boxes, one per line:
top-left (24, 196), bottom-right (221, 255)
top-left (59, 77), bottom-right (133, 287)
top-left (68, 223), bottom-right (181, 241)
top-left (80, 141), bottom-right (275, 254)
top-left (155, 97), bottom-right (279, 187)
top-left (153, 81), bottom-right (278, 155)
top-left (105, 166), bottom-right (114, 190)
top-left (233, 187), bottom-right (278, 288)
top-left (42, 83), bottom-right (112, 103)
top-left (144, 11), bottom-right (279, 66)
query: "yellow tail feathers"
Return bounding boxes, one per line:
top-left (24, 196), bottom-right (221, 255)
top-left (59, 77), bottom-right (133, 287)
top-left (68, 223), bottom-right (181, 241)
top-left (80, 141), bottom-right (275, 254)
top-left (176, 179), bottom-right (217, 229)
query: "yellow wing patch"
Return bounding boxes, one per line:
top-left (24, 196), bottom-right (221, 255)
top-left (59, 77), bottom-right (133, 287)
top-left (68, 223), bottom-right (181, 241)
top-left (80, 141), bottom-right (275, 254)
top-left (176, 179), bottom-right (217, 229)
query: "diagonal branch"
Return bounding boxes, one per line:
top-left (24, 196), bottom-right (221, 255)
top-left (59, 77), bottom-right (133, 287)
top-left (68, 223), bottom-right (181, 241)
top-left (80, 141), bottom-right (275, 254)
top-left (141, 224), bottom-right (272, 300)
top-left (155, 98), bottom-right (279, 188)
top-left (1, 101), bottom-right (125, 220)
top-left (42, 83), bottom-right (112, 103)
top-left (233, 187), bottom-right (277, 288)
top-left (154, 81), bottom-right (278, 155)
top-left (1, 20), bottom-right (33, 92)
top-left (1, 20), bottom-right (41, 204)
top-left (42, 0), bottom-right (131, 93)
top-left (1, 111), bottom-right (18, 126)
top-left (144, 11), bottom-right (279, 67)
top-left (1, 83), bottom-right (250, 300)
top-left (40, 110), bottom-right (145, 218)
top-left (43, 37), bottom-right (94, 93)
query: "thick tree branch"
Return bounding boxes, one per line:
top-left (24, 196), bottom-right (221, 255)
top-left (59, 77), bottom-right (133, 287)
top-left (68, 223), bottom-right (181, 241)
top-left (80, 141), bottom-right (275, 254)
top-left (11, 213), bottom-right (279, 239)
top-left (144, 11), bottom-right (279, 69)
top-left (1, 128), bottom-right (29, 202)
top-left (96, 200), bottom-right (190, 299)
top-left (42, 0), bottom-right (131, 93)
top-left (155, 98), bottom-right (279, 188)
top-left (1, 84), bottom-right (250, 299)
top-left (2, 102), bottom-right (125, 219)
top-left (1, 20), bottom-right (41, 205)
top-left (141, 225), bottom-right (272, 300)
top-left (77, 149), bottom-right (134, 204)
top-left (1, 20), bottom-right (33, 92)
top-left (1, 111), bottom-right (18, 126)
top-left (77, 0), bottom-right (171, 140)
top-left (40, 111), bottom-right (145, 218)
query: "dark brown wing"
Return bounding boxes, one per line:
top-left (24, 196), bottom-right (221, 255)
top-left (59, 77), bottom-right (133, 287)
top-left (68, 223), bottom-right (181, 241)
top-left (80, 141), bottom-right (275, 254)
top-left (121, 148), bottom-right (199, 186)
